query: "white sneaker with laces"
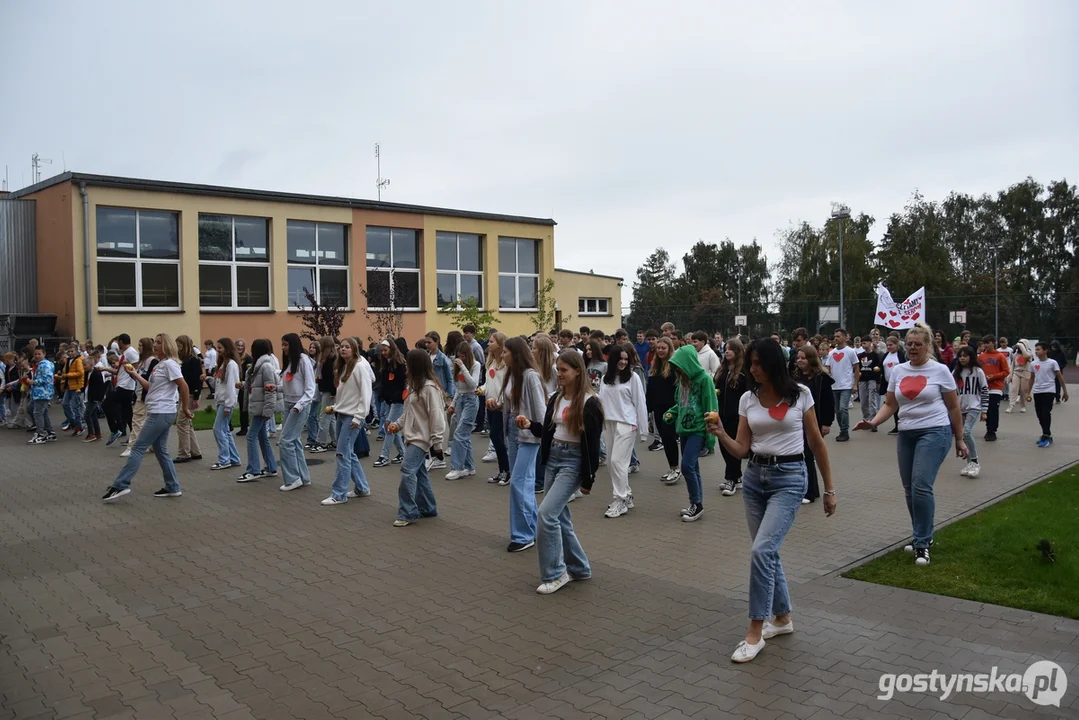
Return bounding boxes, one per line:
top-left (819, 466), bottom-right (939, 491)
top-left (567, 489), bottom-right (584, 503)
top-left (966, 462), bottom-right (980, 478)
top-left (120, 449), bottom-right (131, 458)
top-left (481, 450), bottom-right (497, 463)
top-left (960, 461), bottom-right (974, 477)
top-left (279, 480), bottom-right (303, 492)
top-left (762, 620), bottom-right (794, 639)
top-left (731, 638), bottom-right (765, 663)
top-left (347, 488), bottom-right (371, 498)
top-left (604, 499), bottom-right (628, 518)
top-left (428, 459), bottom-right (447, 470)
top-left (321, 496), bottom-right (347, 505)
top-left (625, 494), bottom-right (634, 510)
top-left (662, 469), bottom-right (681, 485)
top-left (536, 572), bottom-right (571, 595)
top-left (445, 469), bottom-right (464, 480)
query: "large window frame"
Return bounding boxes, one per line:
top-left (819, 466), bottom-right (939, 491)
top-left (286, 220), bottom-right (350, 310)
top-left (498, 236), bottom-right (540, 310)
top-left (578, 297), bottom-right (611, 316)
top-left (96, 207), bottom-right (181, 311)
top-left (435, 231), bottom-right (484, 310)
top-left (365, 226), bottom-right (422, 311)
top-left (198, 214), bottom-right (272, 310)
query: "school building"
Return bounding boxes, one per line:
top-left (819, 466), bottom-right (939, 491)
top-left (1, 172), bottom-right (623, 347)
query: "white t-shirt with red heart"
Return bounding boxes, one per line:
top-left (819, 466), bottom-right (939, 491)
top-left (824, 346), bottom-right (859, 390)
top-left (887, 360), bottom-right (955, 431)
top-left (1031, 358), bottom-right (1060, 394)
top-left (883, 352), bottom-right (902, 381)
top-left (738, 385), bottom-right (814, 457)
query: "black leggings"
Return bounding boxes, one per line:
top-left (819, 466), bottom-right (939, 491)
top-left (804, 439), bottom-right (820, 501)
top-left (718, 417), bottom-right (742, 481)
top-left (1034, 393), bottom-right (1054, 437)
top-left (653, 410), bottom-right (679, 468)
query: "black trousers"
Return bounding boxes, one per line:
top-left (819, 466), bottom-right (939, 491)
top-left (804, 437), bottom-right (820, 501)
top-left (102, 391), bottom-right (123, 433)
top-left (475, 397), bottom-right (487, 431)
top-left (653, 410), bottom-right (679, 468)
top-left (115, 387), bottom-right (135, 432)
top-left (986, 394), bottom-right (1001, 434)
top-left (1034, 392), bottom-right (1055, 436)
top-left (238, 388), bottom-right (249, 432)
top-left (718, 415), bottom-right (742, 481)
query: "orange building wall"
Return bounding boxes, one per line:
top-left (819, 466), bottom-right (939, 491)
top-left (29, 183), bottom-right (77, 335)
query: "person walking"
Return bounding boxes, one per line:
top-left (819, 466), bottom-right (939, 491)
top-left (278, 333), bottom-right (317, 491)
top-left (822, 328), bottom-right (859, 442)
top-left (373, 339), bottom-right (408, 468)
top-left (501, 337), bottom-right (547, 551)
top-left (446, 342), bottom-right (481, 479)
top-left (534, 350), bottom-right (603, 594)
top-left (391, 350), bottom-right (446, 526)
top-left (210, 338), bottom-right (242, 471)
top-left (646, 337), bottom-right (681, 485)
top-left (792, 343), bottom-right (835, 503)
top-left (953, 346), bottom-right (988, 477)
top-left (102, 334), bottom-right (193, 502)
top-left (81, 350), bottom-right (107, 442)
top-left (977, 334), bottom-right (1009, 442)
top-left (174, 335), bottom-right (204, 463)
top-left (664, 344), bottom-right (717, 522)
top-left (483, 332), bottom-right (511, 484)
top-left (321, 337), bottom-right (373, 504)
top-left (855, 322), bottom-right (968, 566)
top-left (1006, 339), bottom-right (1033, 413)
top-left (236, 339), bottom-right (281, 483)
top-left (312, 336), bottom-right (338, 453)
top-left (1028, 341), bottom-right (1069, 447)
top-left (235, 339), bottom-right (253, 437)
top-left (709, 338), bottom-right (836, 662)
top-left (715, 338), bottom-right (748, 497)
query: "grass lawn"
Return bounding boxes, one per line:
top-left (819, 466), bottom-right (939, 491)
top-left (843, 466), bottom-right (1079, 619)
top-left (191, 408), bottom-right (283, 432)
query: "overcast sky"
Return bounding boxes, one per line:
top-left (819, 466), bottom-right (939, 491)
top-left (3, 1), bottom-right (1077, 310)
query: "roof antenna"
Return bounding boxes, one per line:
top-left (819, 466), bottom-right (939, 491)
top-left (375, 143), bottom-right (390, 201)
top-left (31, 153), bottom-right (53, 183)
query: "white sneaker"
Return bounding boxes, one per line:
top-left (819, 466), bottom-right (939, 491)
top-left (567, 489), bottom-right (584, 503)
top-left (536, 572), bottom-right (571, 595)
top-left (731, 638), bottom-right (765, 663)
top-left (966, 462), bottom-right (980, 478)
top-left (320, 496), bottom-right (347, 505)
top-left (120, 449), bottom-right (131, 458)
top-left (625, 494), bottom-right (634, 510)
top-left (960, 461), bottom-right (973, 477)
top-left (428, 459), bottom-right (447, 470)
top-left (762, 620), bottom-right (794, 639)
top-left (347, 488), bottom-right (371, 498)
top-left (279, 480), bottom-right (303, 492)
top-left (1020, 408), bottom-right (1026, 413)
top-left (481, 450), bottom-right (497, 463)
top-left (604, 499), bottom-right (628, 518)
top-left (661, 469), bottom-right (681, 485)
top-left (800, 498), bottom-right (811, 505)
top-left (1005, 407), bottom-right (1013, 414)
top-left (445, 469), bottom-right (464, 480)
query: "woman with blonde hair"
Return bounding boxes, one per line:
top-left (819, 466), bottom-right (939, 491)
top-left (210, 337), bottom-right (242, 471)
top-left (321, 336), bottom-right (373, 504)
top-left (122, 337), bottom-right (156, 457)
top-left (532, 336), bottom-right (559, 398)
top-left (646, 337), bottom-right (681, 484)
top-left (483, 331), bottom-right (511, 484)
top-left (446, 341), bottom-right (481, 479)
top-left (174, 335), bottom-right (204, 463)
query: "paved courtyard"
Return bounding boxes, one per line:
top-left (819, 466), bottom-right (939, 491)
top-left (2, 396), bottom-right (1078, 719)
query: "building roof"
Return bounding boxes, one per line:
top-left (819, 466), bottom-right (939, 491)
top-left (10, 171), bottom-right (557, 227)
top-left (554, 267), bottom-right (623, 281)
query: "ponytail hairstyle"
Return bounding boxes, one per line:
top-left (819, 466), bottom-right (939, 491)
top-left (905, 322), bottom-right (935, 360)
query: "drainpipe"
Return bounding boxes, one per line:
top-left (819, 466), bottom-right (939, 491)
top-left (80, 182), bottom-right (92, 342)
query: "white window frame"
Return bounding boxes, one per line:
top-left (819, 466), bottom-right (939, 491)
top-left (286, 221), bottom-right (351, 310)
top-left (578, 297), bottom-right (610, 316)
top-left (198, 214), bottom-right (272, 310)
top-left (365, 226), bottom-right (422, 311)
top-left (96, 207), bottom-right (181, 311)
top-left (435, 231), bottom-right (484, 310)
top-left (497, 236), bottom-right (540, 311)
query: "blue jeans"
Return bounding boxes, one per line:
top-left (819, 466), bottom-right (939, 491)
top-left (213, 405), bottom-right (241, 465)
top-left (487, 408), bottom-right (510, 473)
top-left (305, 400), bottom-right (320, 444)
top-left (962, 410), bottom-right (979, 463)
top-left (397, 443), bottom-right (437, 521)
top-left (245, 415), bottom-right (277, 476)
top-left (896, 425), bottom-right (950, 549)
top-left (63, 389), bottom-right (84, 429)
top-left (280, 402), bottom-right (311, 485)
top-left (30, 399), bottom-right (53, 435)
top-left (507, 422), bottom-right (539, 544)
top-left (680, 434), bottom-right (705, 504)
top-left (451, 394), bottom-right (478, 471)
top-left (112, 413), bottom-right (180, 494)
top-left (330, 416), bottom-right (370, 501)
top-left (380, 403), bottom-right (405, 459)
top-left (537, 441), bottom-right (591, 582)
top-left (832, 389), bottom-right (851, 435)
top-left (742, 460), bottom-right (807, 620)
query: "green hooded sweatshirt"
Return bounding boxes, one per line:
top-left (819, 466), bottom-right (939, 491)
top-left (665, 345), bottom-right (718, 449)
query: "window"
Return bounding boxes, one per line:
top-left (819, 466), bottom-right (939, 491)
top-left (286, 221), bottom-right (349, 308)
top-left (498, 237), bottom-right (539, 309)
top-left (96, 207), bottom-right (180, 310)
top-left (578, 298), bottom-right (611, 316)
top-left (198, 214), bottom-right (271, 309)
top-left (365, 227), bottom-right (421, 310)
top-left (436, 231), bottom-right (483, 308)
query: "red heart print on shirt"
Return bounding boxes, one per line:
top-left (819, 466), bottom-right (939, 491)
top-left (402, 389), bottom-right (409, 400)
top-left (768, 403), bottom-right (789, 420)
top-left (285, 372), bottom-right (293, 382)
top-left (1034, 364), bottom-right (1041, 371)
top-left (832, 352), bottom-right (844, 363)
top-left (457, 373), bottom-right (464, 382)
top-left (899, 375), bottom-right (927, 400)
top-left (1018, 357), bottom-right (1027, 366)
top-left (878, 311), bottom-right (887, 320)
top-left (388, 373), bottom-right (395, 381)
top-left (489, 368), bottom-right (496, 379)
top-left (561, 407), bottom-right (569, 422)
top-left (901, 316), bottom-right (909, 321)
top-left (887, 362), bottom-right (895, 368)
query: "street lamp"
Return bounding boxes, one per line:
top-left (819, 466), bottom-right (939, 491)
top-left (831, 204), bottom-right (852, 328)
top-left (992, 242), bottom-right (1003, 339)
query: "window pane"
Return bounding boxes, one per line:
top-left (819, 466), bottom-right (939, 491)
top-left (139, 212), bottom-right (179, 260)
top-left (141, 263), bottom-right (180, 307)
top-left (317, 224), bottom-right (346, 266)
top-left (498, 238), bottom-right (516, 273)
top-left (97, 208), bottom-right (137, 258)
top-left (459, 234), bottom-right (481, 272)
top-left (234, 217), bottom-right (269, 262)
top-left (287, 221), bottom-right (316, 264)
top-left (436, 232), bottom-right (457, 271)
top-left (319, 268), bottom-right (348, 307)
top-left (599, 299), bottom-right (608, 313)
top-left (578, 299), bottom-right (586, 313)
top-left (518, 276), bottom-right (538, 309)
top-left (436, 273), bottom-right (457, 307)
top-left (391, 229), bottom-right (418, 269)
top-left (366, 227), bottom-right (390, 268)
top-left (517, 239), bottom-right (538, 274)
top-left (394, 271), bottom-right (420, 308)
top-left (236, 266), bottom-right (270, 307)
top-left (288, 267), bottom-right (316, 307)
top-left (198, 214), bottom-right (233, 261)
top-left (97, 262), bottom-right (136, 307)
top-left (499, 275), bottom-right (516, 308)
top-left (365, 269), bottom-right (392, 307)
top-left (199, 265), bottom-right (232, 307)
top-left (460, 274), bottom-right (482, 307)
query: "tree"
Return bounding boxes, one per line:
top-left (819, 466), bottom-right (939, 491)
top-left (440, 296), bottom-right (500, 337)
top-left (297, 287), bottom-right (344, 342)
top-left (529, 278), bottom-right (571, 332)
top-left (356, 271), bottom-right (404, 343)
top-left (628, 249), bottom-right (677, 332)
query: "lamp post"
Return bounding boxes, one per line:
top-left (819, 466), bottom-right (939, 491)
top-left (831, 204), bottom-right (851, 328)
top-left (993, 243), bottom-right (1002, 339)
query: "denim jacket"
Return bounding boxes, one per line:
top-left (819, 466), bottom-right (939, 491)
top-left (432, 351), bottom-right (455, 398)
top-left (31, 359), bottom-right (55, 401)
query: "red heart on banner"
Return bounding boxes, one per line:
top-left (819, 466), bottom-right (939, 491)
top-left (889, 311), bottom-right (898, 317)
top-left (899, 375), bottom-right (927, 400)
top-left (878, 312), bottom-right (887, 320)
top-left (901, 316), bottom-right (910, 321)
top-left (888, 320), bottom-right (900, 328)
top-left (911, 312), bottom-right (920, 320)
top-left (832, 352), bottom-right (844, 362)
top-left (768, 403), bottom-right (789, 420)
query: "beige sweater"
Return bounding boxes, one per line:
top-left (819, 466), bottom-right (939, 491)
top-left (400, 380), bottom-right (446, 453)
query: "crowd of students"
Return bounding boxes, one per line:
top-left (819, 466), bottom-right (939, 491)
top-left (0, 319), bottom-right (1069, 663)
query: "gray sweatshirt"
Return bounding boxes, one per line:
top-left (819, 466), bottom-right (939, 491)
top-left (282, 354), bottom-right (316, 413)
top-left (502, 368), bottom-right (546, 445)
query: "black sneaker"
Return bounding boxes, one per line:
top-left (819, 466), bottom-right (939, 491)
top-left (311, 444), bottom-right (329, 454)
top-left (304, 442), bottom-right (315, 450)
top-left (836, 434), bottom-right (850, 442)
top-left (373, 456), bottom-right (390, 468)
top-left (887, 428), bottom-right (899, 436)
top-left (102, 487), bottom-right (130, 503)
top-left (487, 471), bottom-right (504, 484)
top-left (914, 547), bottom-right (931, 565)
top-left (870, 426), bottom-right (878, 433)
top-left (497, 473), bottom-right (511, 486)
top-left (984, 432), bottom-right (997, 442)
top-left (721, 479), bottom-right (741, 496)
top-left (681, 503), bottom-right (704, 522)
top-left (153, 488), bottom-right (182, 498)
top-left (236, 429), bottom-right (248, 437)
top-left (507, 540), bottom-right (535, 553)
top-left (647, 439), bottom-right (664, 452)
top-left (46, 433), bottom-right (57, 442)
top-left (27, 434), bottom-right (47, 445)
top-left (391, 454), bottom-right (404, 465)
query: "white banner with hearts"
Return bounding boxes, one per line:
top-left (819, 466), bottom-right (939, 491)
top-left (875, 284), bottom-right (926, 330)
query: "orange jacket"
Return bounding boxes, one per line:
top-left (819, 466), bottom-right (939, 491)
top-left (978, 350), bottom-right (1009, 393)
top-left (64, 355), bottom-right (86, 391)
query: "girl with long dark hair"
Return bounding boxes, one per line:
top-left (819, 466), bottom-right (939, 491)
top-left (715, 338), bottom-right (748, 497)
top-left (312, 336), bottom-right (338, 453)
top-left (390, 349), bottom-right (445, 526)
top-left (793, 344), bottom-right (835, 503)
top-left (237, 339), bottom-right (280, 483)
top-left (279, 332), bottom-right (317, 491)
top-left (321, 337), bottom-right (373, 504)
top-left (953, 346), bottom-right (988, 478)
top-left (374, 339), bottom-right (408, 468)
top-left (598, 343), bottom-right (649, 519)
top-left (483, 332), bottom-right (511, 484)
top-left (709, 338), bottom-right (836, 662)
top-left (447, 341), bottom-right (482, 479)
top-left (501, 336), bottom-right (547, 551)
top-left (173, 335), bottom-right (203, 463)
top-left (646, 337), bottom-right (681, 484)
top-left (210, 337), bottom-right (242, 470)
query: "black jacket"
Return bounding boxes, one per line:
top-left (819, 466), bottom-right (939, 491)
top-left (645, 369), bottom-right (676, 414)
top-left (378, 362), bottom-right (407, 404)
top-left (714, 368), bottom-right (747, 431)
top-left (86, 366), bottom-right (108, 402)
top-left (797, 371), bottom-right (836, 429)
top-left (239, 354), bottom-right (253, 382)
top-left (540, 395), bottom-right (603, 492)
top-left (181, 356), bottom-right (203, 401)
top-left (317, 357), bottom-right (337, 394)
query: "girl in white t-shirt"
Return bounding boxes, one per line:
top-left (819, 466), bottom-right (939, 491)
top-left (1026, 341), bottom-right (1069, 446)
top-left (855, 323), bottom-right (967, 567)
top-left (210, 338), bottom-right (242, 471)
top-left (709, 338), bottom-right (835, 664)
